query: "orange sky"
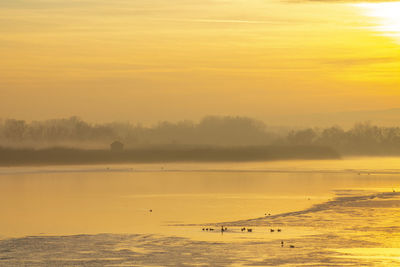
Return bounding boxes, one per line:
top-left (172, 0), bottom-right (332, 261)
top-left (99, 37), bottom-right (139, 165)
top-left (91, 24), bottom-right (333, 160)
top-left (0, 0), bottom-right (399, 124)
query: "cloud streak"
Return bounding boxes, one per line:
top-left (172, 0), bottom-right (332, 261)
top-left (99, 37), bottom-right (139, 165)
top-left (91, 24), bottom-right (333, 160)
top-left (321, 57), bottom-right (399, 66)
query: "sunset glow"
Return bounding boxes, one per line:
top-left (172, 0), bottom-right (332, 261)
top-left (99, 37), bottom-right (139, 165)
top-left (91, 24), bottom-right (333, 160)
top-left (0, 0), bottom-right (399, 123)
top-left (355, 2), bottom-right (400, 43)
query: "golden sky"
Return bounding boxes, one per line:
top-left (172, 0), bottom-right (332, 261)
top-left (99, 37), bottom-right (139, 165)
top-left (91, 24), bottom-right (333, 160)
top-left (0, 0), bottom-right (399, 123)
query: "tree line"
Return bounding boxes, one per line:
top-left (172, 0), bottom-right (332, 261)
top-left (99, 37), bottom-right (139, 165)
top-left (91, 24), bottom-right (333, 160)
top-left (1, 116), bottom-right (400, 155)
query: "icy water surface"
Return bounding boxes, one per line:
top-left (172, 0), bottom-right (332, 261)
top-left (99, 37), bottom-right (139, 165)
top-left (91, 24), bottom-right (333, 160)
top-left (1, 157), bottom-right (400, 266)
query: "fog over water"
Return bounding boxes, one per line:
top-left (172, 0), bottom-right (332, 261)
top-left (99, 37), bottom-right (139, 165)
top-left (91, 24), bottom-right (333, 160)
top-left (2, 116), bottom-right (400, 156)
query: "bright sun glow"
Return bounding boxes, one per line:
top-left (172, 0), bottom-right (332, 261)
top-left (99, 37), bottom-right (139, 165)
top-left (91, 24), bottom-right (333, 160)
top-left (355, 2), bottom-right (400, 43)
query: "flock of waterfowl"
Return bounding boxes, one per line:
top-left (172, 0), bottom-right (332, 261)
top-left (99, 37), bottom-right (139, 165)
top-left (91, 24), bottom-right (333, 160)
top-left (201, 226), bottom-right (282, 233)
top-left (149, 209), bottom-right (295, 247)
top-left (201, 226), bottom-right (295, 248)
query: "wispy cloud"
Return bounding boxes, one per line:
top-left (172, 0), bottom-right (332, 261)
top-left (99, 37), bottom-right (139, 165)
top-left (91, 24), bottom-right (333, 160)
top-left (321, 57), bottom-right (398, 66)
top-left (148, 17), bottom-right (308, 25)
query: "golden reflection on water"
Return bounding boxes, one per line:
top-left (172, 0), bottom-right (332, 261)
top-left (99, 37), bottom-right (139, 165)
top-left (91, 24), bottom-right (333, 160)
top-left (1, 158), bottom-right (400, 242)
top-left (2, 159), bottom-right (400, 265)
top-left (0, 170), bottom-right (327, 238)
top-left (335, 248), bottom-right (400, 264)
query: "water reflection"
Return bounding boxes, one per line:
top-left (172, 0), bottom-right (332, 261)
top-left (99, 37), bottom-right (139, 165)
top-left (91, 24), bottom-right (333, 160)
top-left (1, 158), bottom-right (400, 239)
top-left (2, 158), bottom-right (400, 265)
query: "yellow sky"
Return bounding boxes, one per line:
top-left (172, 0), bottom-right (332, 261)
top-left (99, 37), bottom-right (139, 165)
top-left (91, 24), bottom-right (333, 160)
top-left (0, 0), bottom-right (399, 123)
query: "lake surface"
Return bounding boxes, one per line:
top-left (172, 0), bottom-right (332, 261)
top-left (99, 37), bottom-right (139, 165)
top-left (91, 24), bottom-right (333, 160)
top-left (1, 157), bottom-right (400, 265)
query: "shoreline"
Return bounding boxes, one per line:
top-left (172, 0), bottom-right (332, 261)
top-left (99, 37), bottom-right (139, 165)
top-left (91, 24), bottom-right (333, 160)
top-left (0, 145), bottom-right (340, 166)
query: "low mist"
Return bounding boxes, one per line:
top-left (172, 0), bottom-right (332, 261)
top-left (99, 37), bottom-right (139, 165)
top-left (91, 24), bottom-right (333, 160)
top-left (1, 116), bottom-right (400, 156)
top-left (0, 116), bottom-right (277, 149)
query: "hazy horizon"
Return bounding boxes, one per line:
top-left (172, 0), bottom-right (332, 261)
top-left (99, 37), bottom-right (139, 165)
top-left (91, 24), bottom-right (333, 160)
top-left (1, 115), bottom-right (400, 159)
top-left (4, 106), bottom-right (400, 128)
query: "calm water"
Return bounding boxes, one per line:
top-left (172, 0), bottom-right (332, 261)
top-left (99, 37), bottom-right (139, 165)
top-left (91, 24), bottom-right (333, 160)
top-left (1, 157), bottom-right (400, 265)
